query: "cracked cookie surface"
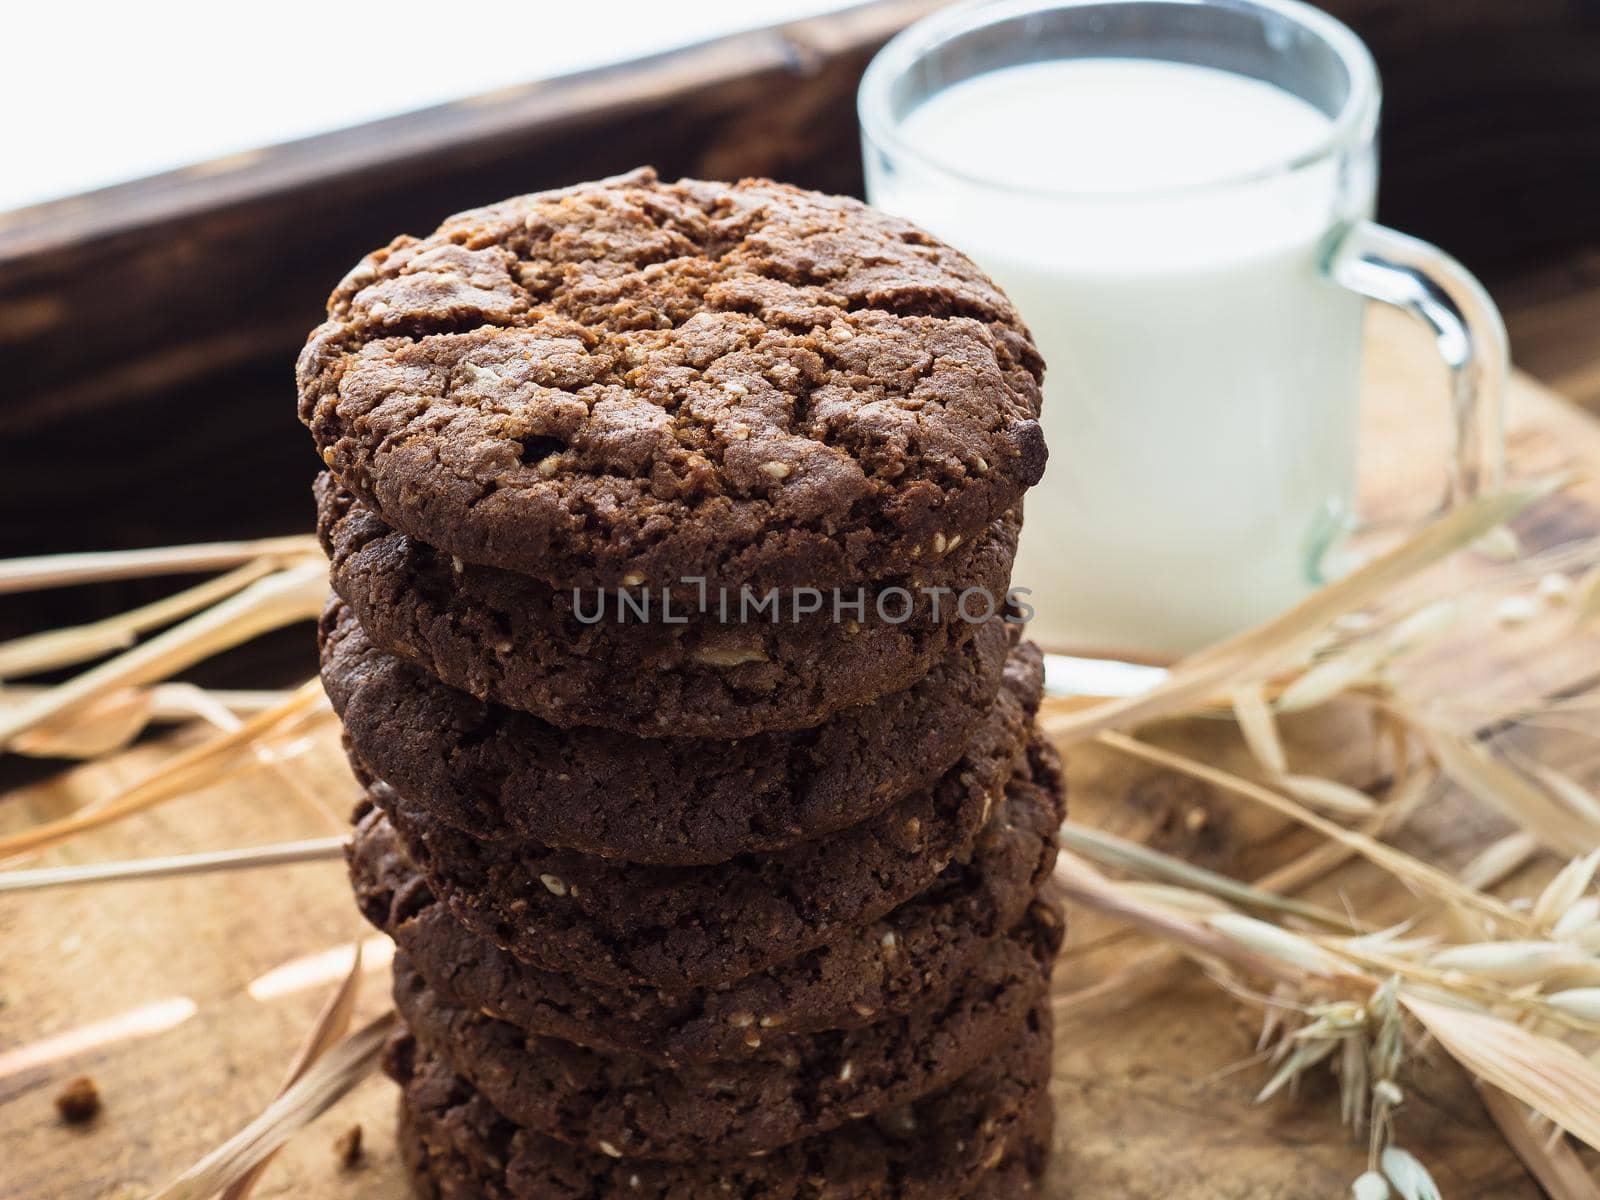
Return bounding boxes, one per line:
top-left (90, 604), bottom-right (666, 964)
top-left (298, 169), bottom-right (1045, 592)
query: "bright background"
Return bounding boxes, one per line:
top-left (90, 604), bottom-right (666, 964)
top-left (0, 0), bottom-right (863, 213)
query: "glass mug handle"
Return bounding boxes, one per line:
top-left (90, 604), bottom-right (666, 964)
top-left (1327, 222), bottom-right (1509, 508)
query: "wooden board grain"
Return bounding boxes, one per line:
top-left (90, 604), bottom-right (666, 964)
top-left (2, 309), bottom-right (1598, 1198)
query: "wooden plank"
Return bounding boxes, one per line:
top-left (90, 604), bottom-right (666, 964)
top-left (0, 731), bottom-right (396, 1199)
top-left (4, 311), bottom-right (1598, 1196)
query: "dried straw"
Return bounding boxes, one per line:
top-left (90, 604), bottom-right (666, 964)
top-left (2, 680), bottom-right (293, 761)
top-left (1546, 990), bottom-right (1600, 1022)
top-left (0, 837), bottom-right (346, 893)
top-left (1380, 1147), bottom-right (1443, 1200)
top-left (1094, 731), bottom-right (1535, 935)
top-left (1425, 940), bottom-right (1600, 986)
top-left (0, 683), bottom-right (292, 718)
top-left (1531, 764), bottom-right (1600, 828)
top-left (1066, 838), bottom-right (1600, 1159)
top-left (1532, 849), bottom-right (1600, 930)
top-left (1400, 993), bottom-right (1600, 1150)
top-left (1045, 481), bottom-right (1560, 743)
top-left (1055, 783), bottom-right (1423, 1024)
top-left (1231, 682), bottom-right (1288, 776)
top-left (8, 688), bottom-right (161, 760)
top-left (0, 535), bottom-right (319, 594)
top-left (0, 560), bottom-right (326, 750)
top-left (1428, 731), bottom-right (1599, 856)
top-left (1577, 564), bottom-right (1600, 627)
top-left (1476, 1083), bottom-right (1600, 1200)
top-left (0, 560), bottom-right (279, 679)
top-left (1208, 912), bottom-right (1348, 978)
top-left (1460, 831), bottom-right (1544, 891)
top-left (1279, 774), bottom-right (1381, 818)
top-left (1277, 647), bottom-right (1384, 713)
top-left (147, 1009), bottom-right (396, 1200)
top-left (1057, 822), bottom-right (1356, 931)
top-left (0, 680), bottom-right (325, 859)
top-left (220, 939), bottom-right (367, 1200)
top-left (1053, 853), bottom-right (1337, 992)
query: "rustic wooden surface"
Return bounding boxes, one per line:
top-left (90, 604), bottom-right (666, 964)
top-left (3, 305), bottom-right (1598, 1198)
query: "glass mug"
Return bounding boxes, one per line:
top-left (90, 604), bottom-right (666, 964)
top-left (859, 0), bottom-right (1506, 660)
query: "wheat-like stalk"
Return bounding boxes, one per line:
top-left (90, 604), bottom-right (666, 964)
top-left (0, 558), bottom-right (326, 750)
top-left (146, 1009), bottom-right (396, 1200)
top-left (219, 937), bottom-right (370, 1200)
top-left (0, 535), bottom-right (319, 594)
top-left (1476, 1083), bottom-right (1600, 1200)
top-left (0, 837), bottom-right (346, 893)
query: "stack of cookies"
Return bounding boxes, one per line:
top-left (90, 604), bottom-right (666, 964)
top-left (298, 169), bottom-right (1062, 1199)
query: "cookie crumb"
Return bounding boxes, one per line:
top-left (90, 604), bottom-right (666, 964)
top-left (334, 1123), bottom-right (364, 1169)
top-left (54, 1076), bottom-right (100, 1124)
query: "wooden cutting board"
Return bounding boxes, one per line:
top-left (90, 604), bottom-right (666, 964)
top-left (3, 306), bottom-right (1597, 1198)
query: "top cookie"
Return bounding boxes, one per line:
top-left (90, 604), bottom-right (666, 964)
top-left (297, 168), bottom-right (1045, 589)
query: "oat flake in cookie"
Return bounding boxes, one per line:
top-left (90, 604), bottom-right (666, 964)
top-left (297, 168), bottom-right (1045, 590)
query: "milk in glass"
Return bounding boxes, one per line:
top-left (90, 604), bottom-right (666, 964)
top-left (868, 59), bottom-right (1371, 658)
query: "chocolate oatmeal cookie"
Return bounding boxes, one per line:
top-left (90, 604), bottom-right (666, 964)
top-left (360, 693), bottom-right (1038, 989)
top-left (298, 169), bottom-right (1046, 593)
top-left (390, 1005), bottom-right (1053, 1197)
top-left (324, 597), bottom-right (1034, 862)
top-left (317, 477), bottom-right (1021, 738)
top-left (348, 752), bottom-right (1065, 1063)
top-left (392, 947), bottom-right (1048, 1161)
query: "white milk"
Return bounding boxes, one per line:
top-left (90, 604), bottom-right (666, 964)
top-left (868, 59), bottom-right (1371, 658)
